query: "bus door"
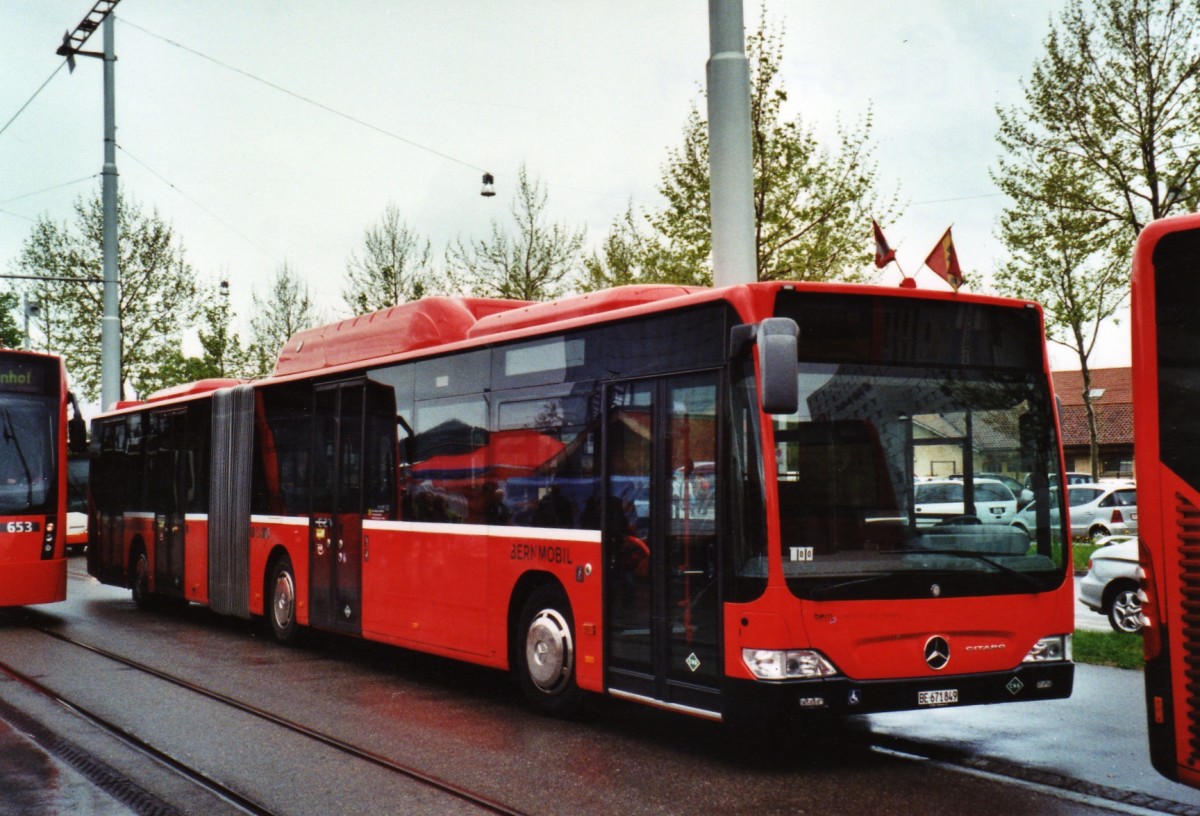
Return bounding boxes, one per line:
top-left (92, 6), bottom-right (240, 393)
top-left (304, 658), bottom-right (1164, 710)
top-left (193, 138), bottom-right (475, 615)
top-left (148, 408), bottom-right (188, 597)
top-left (309, 381), bottom-right (366, 635)
top-left (604, 372), bottom-right (721, 714)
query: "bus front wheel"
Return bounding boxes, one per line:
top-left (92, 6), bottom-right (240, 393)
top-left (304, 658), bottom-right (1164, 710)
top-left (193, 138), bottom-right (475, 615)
top-left (515, 585), bottom-right (582, 717)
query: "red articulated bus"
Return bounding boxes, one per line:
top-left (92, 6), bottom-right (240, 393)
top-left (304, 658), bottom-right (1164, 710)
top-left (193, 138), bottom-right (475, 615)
top-left (0, 349), bottom-right (84, 607)
top-left (1132, 214), bottom-right (1200, 787)
top-left (87, 282), bottom-right (1074, 723)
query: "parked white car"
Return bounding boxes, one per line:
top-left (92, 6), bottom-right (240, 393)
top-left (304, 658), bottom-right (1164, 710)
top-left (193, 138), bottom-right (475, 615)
top-left (913, 478), bottom-right (1018, 527)
top-left (1078, 535), bottom-right (1142, 633)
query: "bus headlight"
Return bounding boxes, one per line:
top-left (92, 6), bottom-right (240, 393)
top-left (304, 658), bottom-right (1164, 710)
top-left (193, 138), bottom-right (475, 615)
top-left (742, 649), bottom-right (839, 680)
top-left (1022, 635), bottom-right (1071, 663)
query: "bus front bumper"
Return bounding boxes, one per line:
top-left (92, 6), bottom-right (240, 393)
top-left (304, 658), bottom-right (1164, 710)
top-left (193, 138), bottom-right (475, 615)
top-left (1, 558), bottom-right (67, 606)
top-left (723, 662), bottom-right (1074, 725)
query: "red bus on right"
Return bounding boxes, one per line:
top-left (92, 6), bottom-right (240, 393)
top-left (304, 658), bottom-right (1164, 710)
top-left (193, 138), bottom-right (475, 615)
top-left (1133, 214), bottom-right (1200, 788)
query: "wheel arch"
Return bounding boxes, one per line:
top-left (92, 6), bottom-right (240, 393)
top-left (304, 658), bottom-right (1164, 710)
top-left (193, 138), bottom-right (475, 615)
top-left (263, 544), bottom-right (295, 613)
top-left (1102, 576), bottom-right (1140, 613)
top-left (126, 534), bottom-right (149, 587)
top-left (507, 570), bottom-right (567, 671)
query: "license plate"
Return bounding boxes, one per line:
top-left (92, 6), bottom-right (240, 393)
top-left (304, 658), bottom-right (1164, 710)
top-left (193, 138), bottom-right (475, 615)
top-left (918, 689), bottom-right (959, 706)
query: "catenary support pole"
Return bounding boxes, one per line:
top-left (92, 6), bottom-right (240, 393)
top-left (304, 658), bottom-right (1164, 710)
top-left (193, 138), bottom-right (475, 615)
top-left (707, 0), bottom-right (757, 287)
top-left (100, 15), bottom-right (121, 410)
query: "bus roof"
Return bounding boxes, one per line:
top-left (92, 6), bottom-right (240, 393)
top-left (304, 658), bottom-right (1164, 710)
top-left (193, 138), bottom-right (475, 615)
top-left (273, 296), bottom-right (527, 377)
top-left (272, 286), bottom-right (702, 377)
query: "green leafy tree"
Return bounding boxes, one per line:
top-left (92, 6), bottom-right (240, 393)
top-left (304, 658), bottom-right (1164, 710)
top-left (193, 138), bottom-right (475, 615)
top-left (996, 0), bottom-right (1200, 239)
top-left (343, 204), bottom-right (434, 314)
top-left (14, 189), bottom-right (202, 401)
top-left (247, 262), bottom-right (322, 378)
top-left (0, 292), bottom-right (24, 349)
top-left (446, 164), bottom-right (586, 301)
top-left (994, 157), bottom-right (1128, 478)
top-left (645, 7), bottom-right (901, 284)
top-left (581, 204), bottom-right (675, 291)
top-left (993, 0), bottom-right (1200, 476)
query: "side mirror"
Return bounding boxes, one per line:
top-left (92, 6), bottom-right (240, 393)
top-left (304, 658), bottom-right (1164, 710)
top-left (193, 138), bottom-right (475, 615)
top-left (67, 393), bottom-right (87, 454)
top-left (757, 318), bottom-right (799, 415)
top-left (68, 416), bottom-right (87, 454)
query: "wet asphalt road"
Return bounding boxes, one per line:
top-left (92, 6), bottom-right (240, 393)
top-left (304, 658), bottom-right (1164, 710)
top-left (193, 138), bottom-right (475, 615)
top-left (0, 557), bottom-right (1196, 815)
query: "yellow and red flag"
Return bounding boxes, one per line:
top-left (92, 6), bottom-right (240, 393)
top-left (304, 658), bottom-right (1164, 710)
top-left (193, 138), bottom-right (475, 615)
top-left (924, 227), bottom-right (964, 291)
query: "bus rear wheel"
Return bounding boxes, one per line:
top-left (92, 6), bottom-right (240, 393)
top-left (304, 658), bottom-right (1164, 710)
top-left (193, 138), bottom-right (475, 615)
top-left (516, 585), bottom-right (582, 717)
top-left (268, 556), bottom-right (300, 645)
top-left (131, 549), bottom-right (153, 611)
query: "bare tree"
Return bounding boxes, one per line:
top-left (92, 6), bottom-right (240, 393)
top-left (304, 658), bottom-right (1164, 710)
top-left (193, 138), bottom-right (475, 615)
top-left (248, 262), bottom-right (322, 377)
top-left (343, 204), bottom-right (434, 314)
top-left (446, 165), bottom-right (585, 301)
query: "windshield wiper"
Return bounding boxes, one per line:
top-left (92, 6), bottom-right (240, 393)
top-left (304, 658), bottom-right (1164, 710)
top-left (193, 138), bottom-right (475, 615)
top-left (909, 549), bottom-right (1045, 591)
top-left (808, 573), bottom-right (898, 600)
top-left (1, 408), bottom-right (34, 508)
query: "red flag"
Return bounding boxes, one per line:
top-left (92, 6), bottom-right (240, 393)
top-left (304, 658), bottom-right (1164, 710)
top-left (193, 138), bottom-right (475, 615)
top-left (872, 219), bottom-right (896, 269)
top-left (924, 227), bottom-right (964, 291)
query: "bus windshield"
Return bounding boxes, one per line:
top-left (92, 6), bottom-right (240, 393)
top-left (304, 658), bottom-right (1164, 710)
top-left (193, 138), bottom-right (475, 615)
top-left (0, 394), bottom-right (59, 515)
top-left (771, 292), bottom-right (1067, 600)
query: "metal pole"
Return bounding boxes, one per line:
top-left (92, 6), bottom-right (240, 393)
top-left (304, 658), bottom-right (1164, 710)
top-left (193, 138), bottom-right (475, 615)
top-left (100, 15), bottom-right (121, 410)
top-left (707, 0), bottom-right (757, 287)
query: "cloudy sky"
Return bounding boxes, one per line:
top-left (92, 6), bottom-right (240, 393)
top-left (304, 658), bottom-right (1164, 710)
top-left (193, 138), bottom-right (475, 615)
top-left (2, 1), bottom-right (1128, 371)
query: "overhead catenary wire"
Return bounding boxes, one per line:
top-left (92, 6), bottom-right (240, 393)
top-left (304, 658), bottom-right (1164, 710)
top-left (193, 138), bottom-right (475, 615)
top-left (120, 17), bottom-right (490, 177)
top-left (0, 61), bottom-right (69, 141)
top-left (0, 175), bottom-right (101, 207)
top-left (117, 145), bottom-right (279, 264)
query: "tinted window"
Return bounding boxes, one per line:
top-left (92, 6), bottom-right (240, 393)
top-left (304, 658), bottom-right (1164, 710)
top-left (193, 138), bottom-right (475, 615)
top-left (253, 383), bottom-right (313, 515)
top-left (1068, 488), bottom-right (1104, 507)
top-left (0, 392), bottom-right (59, 514)
top-left (776, 291), bottom-right (1043, 371)
top-left (491, 305), bottom-right (732, 391)
top-left (496, 390), bottom-right (599, 529)
top-left (1108, 489), bottom-right (1137, 507)
top-left (976, 483), bottom-right (1013, 502)
top-left (407, 396), bottom-right (489, 523)
top-left (916, 483), bottom-right (961, 503)
top-left (1153, 228), bottom-right (1200, 491)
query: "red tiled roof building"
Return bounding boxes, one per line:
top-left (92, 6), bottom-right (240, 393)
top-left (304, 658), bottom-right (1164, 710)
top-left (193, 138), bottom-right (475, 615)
top-left (1050, 367), bottom-right (1134, 478)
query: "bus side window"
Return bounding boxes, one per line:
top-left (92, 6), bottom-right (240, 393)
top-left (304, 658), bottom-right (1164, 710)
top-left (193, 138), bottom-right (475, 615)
top-left (409, 397), bottom-right (489, 523)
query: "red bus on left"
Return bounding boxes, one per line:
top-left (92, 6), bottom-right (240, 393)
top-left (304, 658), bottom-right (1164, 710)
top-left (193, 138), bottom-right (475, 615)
top-left (0, 349), bottom-right (85, 607)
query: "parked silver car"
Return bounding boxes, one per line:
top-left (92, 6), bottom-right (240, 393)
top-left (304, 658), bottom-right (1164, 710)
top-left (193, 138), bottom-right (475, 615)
top-left (1078, 535), bottom-right (1142, 633)
top-left (1067, 483), bottom-right (1137, 542)
top-left (1011, 483), bottom-right (1137, 542)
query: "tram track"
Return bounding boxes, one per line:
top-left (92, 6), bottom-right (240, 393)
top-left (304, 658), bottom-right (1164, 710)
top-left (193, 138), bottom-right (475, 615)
top-left (2, 623), bottom-right (529, 816)
top-left (7, 592), bottom-right (1196, 815)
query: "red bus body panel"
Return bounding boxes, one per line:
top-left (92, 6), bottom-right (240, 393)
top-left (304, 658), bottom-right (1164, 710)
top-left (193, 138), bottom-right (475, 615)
top-left (0, 520), bottom-right (67, 606)
top-left (0, 350), bottom-right (69, 607)
top-left (1133, 213), bottom-right (1200, 788)
top-left (84, 282), bottom-right (1074, 720)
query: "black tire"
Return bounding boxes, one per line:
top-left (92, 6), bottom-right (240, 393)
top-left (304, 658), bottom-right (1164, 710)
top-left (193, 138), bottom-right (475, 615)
top-left (130, 548), bottom-right (154, 611)
top-left (1106, 580), bottom-right (1143, 633)
top-left (268, 556), bottom-right (301, 644)
top-left (1089, 525), bottom-right (1112, 544)
top-left (515, 585), bottom-right (583, 717)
